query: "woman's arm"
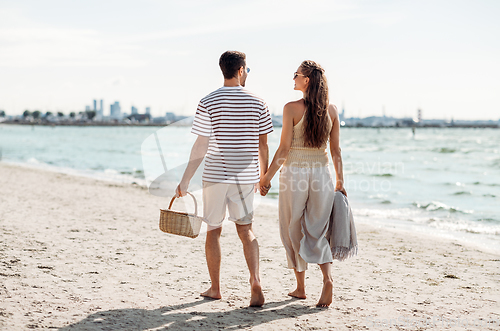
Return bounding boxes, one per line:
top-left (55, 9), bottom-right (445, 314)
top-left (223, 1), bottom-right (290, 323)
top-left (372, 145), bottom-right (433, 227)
top-left (329, 104), bottom-right (347, 196)
top-left (259, 103), bottom-right (295, 195)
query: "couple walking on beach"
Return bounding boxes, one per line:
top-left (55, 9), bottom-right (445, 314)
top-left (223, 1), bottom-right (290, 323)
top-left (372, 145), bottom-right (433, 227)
top-left (175, 51), bottom-right (346, 307)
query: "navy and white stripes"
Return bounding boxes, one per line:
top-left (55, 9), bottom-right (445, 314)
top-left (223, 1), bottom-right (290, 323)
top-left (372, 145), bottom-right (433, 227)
top-left (191, 86), bottom-right (273, 184)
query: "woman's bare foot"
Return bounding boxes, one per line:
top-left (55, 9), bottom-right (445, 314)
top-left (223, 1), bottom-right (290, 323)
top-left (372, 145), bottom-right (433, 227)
top-left (288, 288), bottom-right (306, 299)
top-left (200, 287), bottom-right (221, 300)
top-left (316, 279), bottom-right (333, 307)
top-left (249, 280), bottom-right (265, 307)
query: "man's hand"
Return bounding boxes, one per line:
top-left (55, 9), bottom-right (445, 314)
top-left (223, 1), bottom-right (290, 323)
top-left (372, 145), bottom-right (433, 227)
top-left (259, 176), bottom-right (271, 196)
top-left (175, 180), bottom-right (189, 198)
top-left (260, 185), bottom-right (271, 196)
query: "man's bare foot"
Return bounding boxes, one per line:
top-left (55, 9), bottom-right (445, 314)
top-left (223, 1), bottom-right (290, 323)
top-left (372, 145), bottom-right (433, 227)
top-left (316, 279), bottom-right (333, 307)
top-left (249, 281), bottom-right (265, 307)
top-left (288, 288), bottom-right (306, 299)
top-left (201, 287), bottom-right (221, 300)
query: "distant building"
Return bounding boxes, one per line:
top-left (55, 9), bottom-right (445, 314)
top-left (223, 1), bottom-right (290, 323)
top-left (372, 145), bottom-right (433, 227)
top-left (99, 100), bottom-right (104, 117)
top-left (93, 99), bottom-right (97, 111)
top-left (85, 105), bottom-right (91, 111)
top-left (126, 113), bottom-right (151, 123)
top-left (131, 106), bottom-right (138, 115)
top-left (165, 112), bottom-right (176, 123)
top-left (145, 107), bottom-right (151, 115)
top-left (151, 116), bottom-right (168, 124)
top-left (420, 119), bottom-right (447, 127)
top-left (168, 116), bottom-right (192, 126)
top-left (396, 118), bottom-right (417, 127)
top-left (110, 102), bottom-right (121, 119)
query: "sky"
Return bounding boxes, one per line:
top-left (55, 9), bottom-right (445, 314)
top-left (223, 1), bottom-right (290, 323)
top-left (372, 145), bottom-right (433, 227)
top-left (0, 0), bottom-right (499, 120)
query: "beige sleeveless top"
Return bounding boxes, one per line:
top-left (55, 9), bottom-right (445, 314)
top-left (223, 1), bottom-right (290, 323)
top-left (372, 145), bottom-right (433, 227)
top-left (283, 114), bottom-right (332, 168)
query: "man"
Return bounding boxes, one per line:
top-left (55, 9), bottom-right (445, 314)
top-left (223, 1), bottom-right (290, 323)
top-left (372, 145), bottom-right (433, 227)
top-left (175, 51), bottom-right (273, 307)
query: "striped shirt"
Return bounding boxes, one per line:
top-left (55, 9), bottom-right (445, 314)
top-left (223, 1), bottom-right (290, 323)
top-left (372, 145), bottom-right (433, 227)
top-left (191, 86), bottom-right (274, 184)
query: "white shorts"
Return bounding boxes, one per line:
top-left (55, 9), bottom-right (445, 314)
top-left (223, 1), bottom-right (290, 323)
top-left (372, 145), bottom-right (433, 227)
top-left (202, 181), bottom-right (255, 227)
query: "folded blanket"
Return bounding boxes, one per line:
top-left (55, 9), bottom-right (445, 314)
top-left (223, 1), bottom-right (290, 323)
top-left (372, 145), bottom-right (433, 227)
top-left (326, 191), bottom-right (358, 261)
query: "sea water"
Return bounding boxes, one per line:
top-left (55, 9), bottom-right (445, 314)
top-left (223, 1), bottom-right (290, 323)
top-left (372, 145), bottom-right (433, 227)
top-left (1, 124), bottom-right (499, 252)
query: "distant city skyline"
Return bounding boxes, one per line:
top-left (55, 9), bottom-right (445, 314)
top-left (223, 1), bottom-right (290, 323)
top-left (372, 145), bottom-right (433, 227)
top-left (0, 1), bottom-right (499, 120)
top-left (3, 106), bottom-right (498, 128)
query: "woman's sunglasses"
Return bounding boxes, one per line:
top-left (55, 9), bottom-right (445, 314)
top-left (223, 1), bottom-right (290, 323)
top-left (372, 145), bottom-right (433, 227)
top-left (293, 72), bottom-right (306, 79)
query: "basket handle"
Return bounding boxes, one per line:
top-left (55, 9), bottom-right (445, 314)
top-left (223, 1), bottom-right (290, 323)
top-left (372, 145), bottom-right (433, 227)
top-left (168, 192), bottom-right (198, 216)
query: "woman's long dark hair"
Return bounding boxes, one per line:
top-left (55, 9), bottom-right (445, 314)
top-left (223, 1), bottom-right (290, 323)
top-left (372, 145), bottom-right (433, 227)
top-left (300, 60), bottom-right (330, 148)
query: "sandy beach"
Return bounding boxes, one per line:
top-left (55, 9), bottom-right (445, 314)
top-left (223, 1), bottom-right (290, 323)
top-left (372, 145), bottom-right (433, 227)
top-left (0, 162), bottom-right (499, 330)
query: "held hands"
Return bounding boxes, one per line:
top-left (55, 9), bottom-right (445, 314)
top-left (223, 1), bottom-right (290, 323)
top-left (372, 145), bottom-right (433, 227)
top-left (259, 175), bottom-right (271, 196)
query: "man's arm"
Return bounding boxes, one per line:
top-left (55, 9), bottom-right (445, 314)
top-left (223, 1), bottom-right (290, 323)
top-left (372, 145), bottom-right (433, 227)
top-left (258, 134), bottom-right (269, 178)
top-left (175, 135), bottom-right (209, 197)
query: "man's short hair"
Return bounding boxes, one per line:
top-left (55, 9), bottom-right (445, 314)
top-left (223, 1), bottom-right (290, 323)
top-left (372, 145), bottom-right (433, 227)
top-left (219, 51), bottom-right (246, 79)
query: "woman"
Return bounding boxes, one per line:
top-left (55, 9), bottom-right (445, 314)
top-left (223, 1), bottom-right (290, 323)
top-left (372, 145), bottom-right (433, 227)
top-left (260, 60), bottom-right (346, 307)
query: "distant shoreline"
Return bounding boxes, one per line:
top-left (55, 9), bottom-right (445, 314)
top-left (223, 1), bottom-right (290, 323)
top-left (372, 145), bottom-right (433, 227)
top-left (0, 120), bottom-right (177, 127)
top-left (1, 120), bottom-right (498, 129)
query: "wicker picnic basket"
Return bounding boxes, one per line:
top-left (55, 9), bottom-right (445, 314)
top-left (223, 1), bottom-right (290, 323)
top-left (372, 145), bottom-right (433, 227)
top-left (159, 192), bottom-right (203, 238)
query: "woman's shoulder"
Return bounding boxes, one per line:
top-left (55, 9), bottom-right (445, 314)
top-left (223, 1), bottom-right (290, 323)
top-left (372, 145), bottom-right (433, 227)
top-left (284, 99), bottom-right (305, 115)
top-left (328, 104), bottom-right (339, 117)
top-left (285, 98), bottom-right (305, 108)
top-left (283, 99), bottom-right (306, 125)
top-left (327, 104), bottom-right (338, 128)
